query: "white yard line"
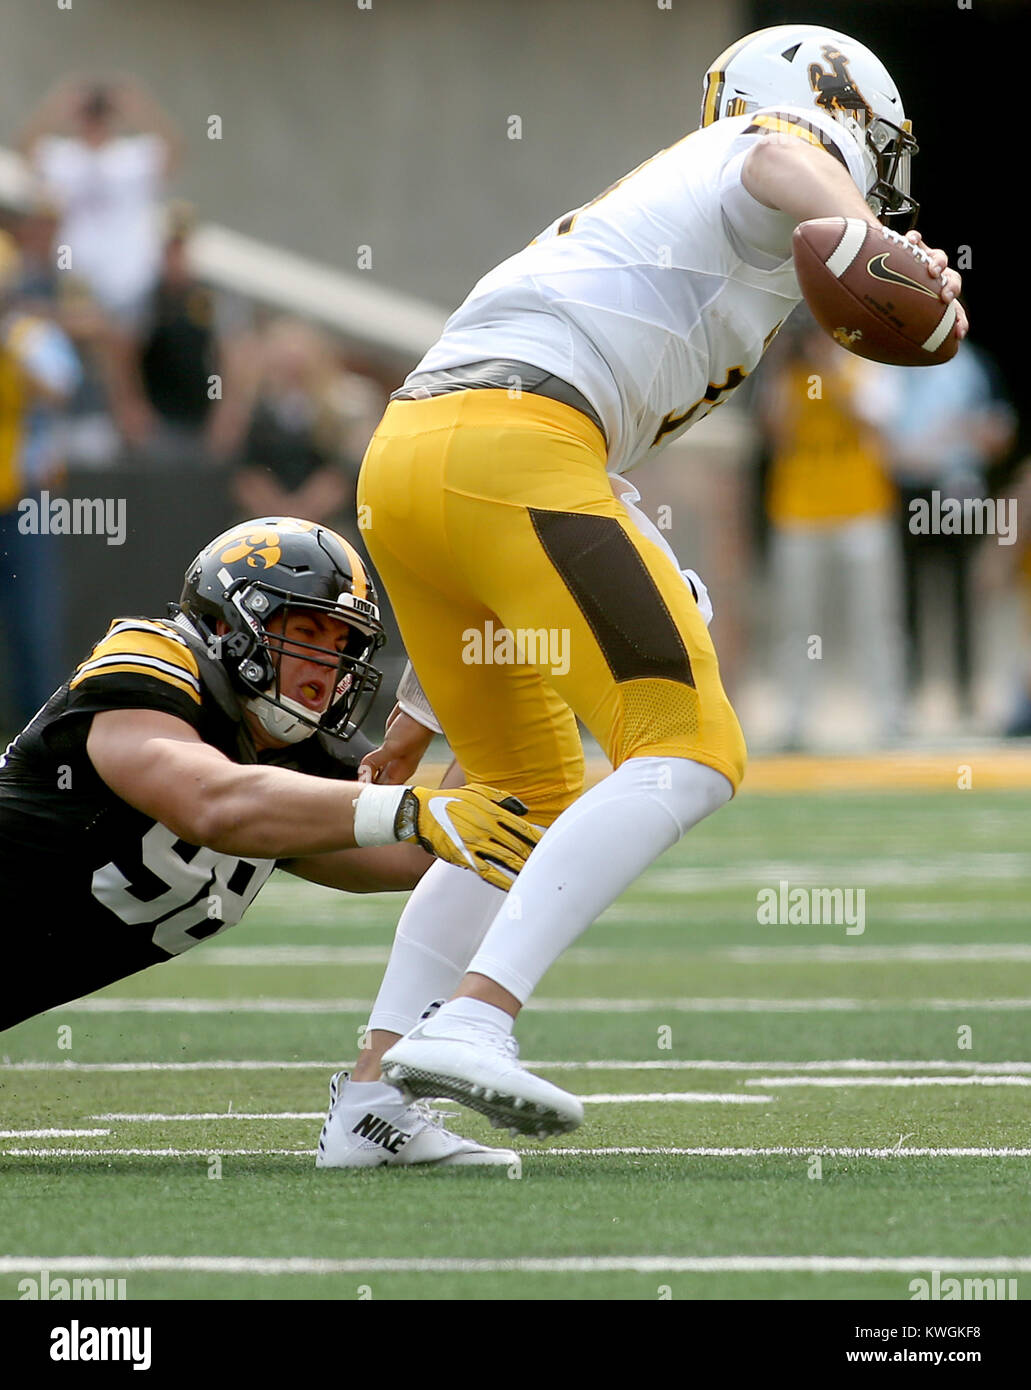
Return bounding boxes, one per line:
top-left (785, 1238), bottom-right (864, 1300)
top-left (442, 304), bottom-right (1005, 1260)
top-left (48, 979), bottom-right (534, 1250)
top-left (2, 1145), bottom-right (1029, 1159)
top-left (0, 1147), bottom-right (312, 1157)
top-left (578, 1092), bottom-right (772, 1104)
top-left (179, 947), bottom-right (391, 966)
top-left (90, 1112), bottom-right (327, 1122)
top-left (86, 1094), bottom-right (774, 1121)
top-left (5, 1058), bottom-right (1031, 1073)
top-left (528, 1147), bottom-right (1031, 1158)
top-left (641, 856), bottom-right (1031, 892)
top-left (49, 996), bottom-right (1031, 1014)
top-left (1, 1254), bottom-right (1029, 1275)
top-left (746, 1076), bottom-right (1031, 1088)
top-left (717, 943), bottom-right (1031, 964)
top-left (0, 1129), bottom-right (110, 1138)
top-left (538, 1059), bottom-right (1031, 1073)
top-left (179, 942), bottom-right (1031, 967)
top-left (594, 902), bottom-right (1031, 926)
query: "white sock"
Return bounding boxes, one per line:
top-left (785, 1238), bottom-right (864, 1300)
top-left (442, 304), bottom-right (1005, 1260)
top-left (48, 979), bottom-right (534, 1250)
top-left (366, 859), bottom-right (506, 1036)
top-left (467, 756), bottom-right (732, 1002)
top-left (339, 1077), bottom-right (395, 1098)
top-left (429, 996), bottom-right (514, 1036)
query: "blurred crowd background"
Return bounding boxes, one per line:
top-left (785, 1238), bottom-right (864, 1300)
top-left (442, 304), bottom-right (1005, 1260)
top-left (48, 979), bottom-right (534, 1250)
top-left (0, 0), bottom-right (1024, 755)
top-left (0, 73), bottom-right (394, 737)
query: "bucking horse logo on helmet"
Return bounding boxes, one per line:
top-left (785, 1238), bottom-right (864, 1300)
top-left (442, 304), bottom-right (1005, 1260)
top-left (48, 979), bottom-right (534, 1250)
top-left (808, 45), bottom-right (872, 121)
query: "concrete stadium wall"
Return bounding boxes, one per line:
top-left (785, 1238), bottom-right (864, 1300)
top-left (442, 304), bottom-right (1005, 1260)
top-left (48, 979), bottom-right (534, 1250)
top-left (2, 0), bottom-right (742, 337)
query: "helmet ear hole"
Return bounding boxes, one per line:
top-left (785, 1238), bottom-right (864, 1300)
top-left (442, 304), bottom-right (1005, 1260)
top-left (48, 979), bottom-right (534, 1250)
top-left (240, 659), bottom-right (268, 686)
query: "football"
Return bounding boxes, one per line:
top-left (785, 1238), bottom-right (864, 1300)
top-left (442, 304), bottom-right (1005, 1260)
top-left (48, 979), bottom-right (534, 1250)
top-left (792, 217), bottom-right (960, 366)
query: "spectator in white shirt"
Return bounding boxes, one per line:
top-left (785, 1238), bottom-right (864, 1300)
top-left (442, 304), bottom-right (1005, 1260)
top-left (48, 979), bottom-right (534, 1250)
top-left (17, 76), bottom-right (183, 450)
top-left (17, 75), bottom-right (182, 332)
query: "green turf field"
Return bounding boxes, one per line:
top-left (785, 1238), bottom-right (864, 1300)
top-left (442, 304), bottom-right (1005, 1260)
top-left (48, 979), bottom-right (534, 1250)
top-left (2, 788), bottom-right (1029, 1302)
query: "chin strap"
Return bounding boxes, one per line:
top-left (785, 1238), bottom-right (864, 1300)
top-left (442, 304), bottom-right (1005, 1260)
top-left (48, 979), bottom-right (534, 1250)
top-left (243, 693), bottom-right (316, 745)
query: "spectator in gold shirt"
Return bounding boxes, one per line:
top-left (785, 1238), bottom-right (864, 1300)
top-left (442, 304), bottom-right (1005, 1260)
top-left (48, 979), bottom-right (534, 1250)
top-left (758, 313), bottom-right (905, 750)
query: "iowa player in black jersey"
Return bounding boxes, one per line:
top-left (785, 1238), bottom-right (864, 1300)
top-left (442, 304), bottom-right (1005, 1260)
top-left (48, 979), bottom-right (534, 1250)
top-left (0, 518), bottom-right (539, 1041)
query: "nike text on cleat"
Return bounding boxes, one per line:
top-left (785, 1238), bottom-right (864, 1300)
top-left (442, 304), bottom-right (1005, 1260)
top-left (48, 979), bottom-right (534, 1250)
top-left (380, 1018), bottom-right (584, 1137)
top-left (314, 1071), bottom-right (518, 1168)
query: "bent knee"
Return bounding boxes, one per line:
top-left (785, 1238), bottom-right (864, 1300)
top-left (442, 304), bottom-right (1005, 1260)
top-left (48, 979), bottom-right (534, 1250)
top-left (608, 678), bottom-right (747, 792)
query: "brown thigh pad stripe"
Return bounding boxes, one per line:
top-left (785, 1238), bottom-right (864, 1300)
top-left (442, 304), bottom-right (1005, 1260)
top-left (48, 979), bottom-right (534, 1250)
top-left (528, 508), bottom-right (695, 687)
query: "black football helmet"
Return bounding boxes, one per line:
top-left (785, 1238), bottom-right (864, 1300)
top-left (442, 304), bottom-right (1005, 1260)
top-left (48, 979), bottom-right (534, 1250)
top-left (176, 517), bottom-right (385, 744)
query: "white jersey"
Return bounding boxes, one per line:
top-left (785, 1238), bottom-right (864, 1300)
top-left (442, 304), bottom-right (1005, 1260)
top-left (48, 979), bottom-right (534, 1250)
top-left (34, 134), bottom-right (166, 319)
top-left (411, 106), bottom-right (866, 476)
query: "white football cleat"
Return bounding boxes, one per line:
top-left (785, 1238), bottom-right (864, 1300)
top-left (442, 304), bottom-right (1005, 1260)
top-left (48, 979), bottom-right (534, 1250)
top-left (381, 1009), bottom-right (584, 1138)
top-left (314, 1072), bottom-right (520, 1170)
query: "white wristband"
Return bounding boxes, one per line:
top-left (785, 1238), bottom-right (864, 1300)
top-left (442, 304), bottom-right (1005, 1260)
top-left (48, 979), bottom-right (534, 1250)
top-left (352, 783), bottom-right (409, 847)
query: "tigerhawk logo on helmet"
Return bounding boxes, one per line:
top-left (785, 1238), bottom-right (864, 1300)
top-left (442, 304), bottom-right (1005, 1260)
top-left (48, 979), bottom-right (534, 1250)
top-left (175, 516), bottom-right (386, 746)
top-left (701, 24), bottom-right (919, 230)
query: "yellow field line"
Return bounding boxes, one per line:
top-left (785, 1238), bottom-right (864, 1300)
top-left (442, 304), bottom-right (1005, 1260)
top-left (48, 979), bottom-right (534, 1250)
top-left (419, 749), bottom-right (1031, 794)
top-left (738, 750), bottom-right (1031, 793)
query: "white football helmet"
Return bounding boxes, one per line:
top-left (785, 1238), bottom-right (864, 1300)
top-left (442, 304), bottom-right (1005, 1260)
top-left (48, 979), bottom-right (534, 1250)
top-left (701, 25), bottom-right (918, 229)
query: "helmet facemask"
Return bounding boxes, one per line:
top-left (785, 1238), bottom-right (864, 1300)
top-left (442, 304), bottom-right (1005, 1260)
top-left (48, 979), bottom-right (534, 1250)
top-left (219, 577), bottom-right (384, 746)
top-left (861, 115), bottom-right (919, 229)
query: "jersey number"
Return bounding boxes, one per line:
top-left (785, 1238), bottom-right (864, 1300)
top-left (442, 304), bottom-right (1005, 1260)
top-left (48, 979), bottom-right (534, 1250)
top-left (92, 822), bottom-right (276, 955)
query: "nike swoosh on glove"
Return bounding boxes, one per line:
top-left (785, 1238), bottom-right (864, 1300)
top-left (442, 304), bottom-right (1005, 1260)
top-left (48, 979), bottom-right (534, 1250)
top-left (396, 784), bottom-right (541, 891)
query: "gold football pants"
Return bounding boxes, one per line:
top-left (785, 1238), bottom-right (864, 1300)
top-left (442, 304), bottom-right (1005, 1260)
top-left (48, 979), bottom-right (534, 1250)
top-left (357, 390), bottom-right (746, 825)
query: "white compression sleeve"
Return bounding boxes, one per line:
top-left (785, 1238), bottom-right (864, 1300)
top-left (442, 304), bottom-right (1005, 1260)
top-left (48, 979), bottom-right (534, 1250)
top-left (467, 756), bottom-right (733, 1003)
top-left (396, 660), bottom-right (444, 735)
top-left (366, 858), bottom-right (506, 1035)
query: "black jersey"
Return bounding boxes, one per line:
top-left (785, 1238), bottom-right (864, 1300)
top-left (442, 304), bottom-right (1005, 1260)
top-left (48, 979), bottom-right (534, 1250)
top-left (0, 614), bottom-right (372, 1030)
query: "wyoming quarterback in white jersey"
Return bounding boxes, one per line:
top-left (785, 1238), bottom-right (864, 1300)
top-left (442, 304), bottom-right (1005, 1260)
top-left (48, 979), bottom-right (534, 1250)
top-left (414, 102), bottom-right (866, 477)
top-left (352, 26), bottom-right (965, 1143)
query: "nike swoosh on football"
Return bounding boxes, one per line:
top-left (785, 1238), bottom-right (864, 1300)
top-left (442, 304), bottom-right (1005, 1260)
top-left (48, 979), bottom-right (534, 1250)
top-left (865, 253), bottom-right (938, 299)
top-left (427, 796), bottom-right (477, 870)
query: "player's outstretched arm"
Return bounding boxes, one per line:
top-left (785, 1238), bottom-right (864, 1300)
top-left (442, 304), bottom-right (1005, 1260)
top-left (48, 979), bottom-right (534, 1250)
top-left (741, 136), bottom-right (967, 340)
top-left (742, 133), bottom-right (878, 226)
top-left (86, 708), bottom-right (538, 890)
top-left (282, 843), bottom-right (433, 894)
